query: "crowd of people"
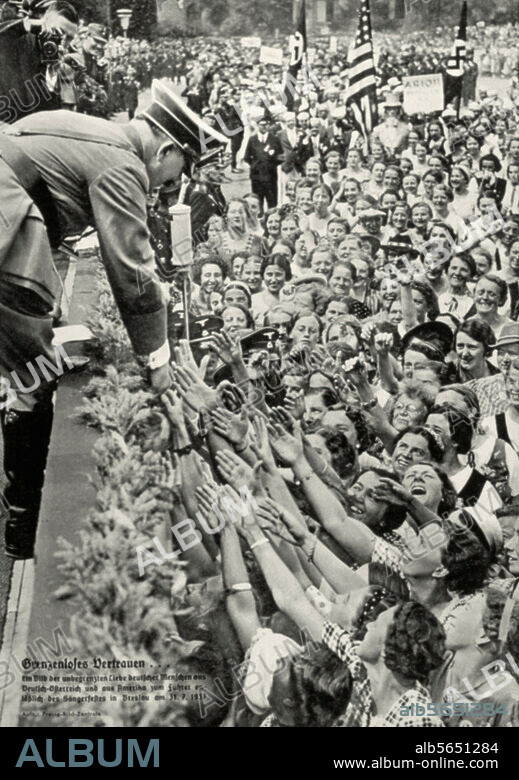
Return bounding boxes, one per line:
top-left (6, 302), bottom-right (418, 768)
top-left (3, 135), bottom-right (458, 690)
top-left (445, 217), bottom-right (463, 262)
top-left (3, 0), bottom-right (519, 730)
top-left (129, 23), bottom-right (519, 728)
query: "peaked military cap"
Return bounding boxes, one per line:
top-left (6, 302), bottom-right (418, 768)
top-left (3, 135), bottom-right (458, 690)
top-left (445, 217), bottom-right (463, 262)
top-left (142, 80), bottom-right (228, 169)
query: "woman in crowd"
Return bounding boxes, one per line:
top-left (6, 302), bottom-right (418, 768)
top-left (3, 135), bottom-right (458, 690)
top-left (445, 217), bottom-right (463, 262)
top-left (470, 274), bottom-right (514, 340)
top-left (450, 164), bottom-right (478, 220)
top-left (454, 319), bottom-right (499, 383)
top-left (438, 254), bottom-right (477, 321)
top-left (263, 208), bottom-right (282, 250)
top-left (69, 32), bottom-right (519, 732)
top-left (303, 184), bottom-right (335, 237)
top-left (251, 254), bottom-right (292, 323)
top-left (220, 199), bottom-right (258, 261)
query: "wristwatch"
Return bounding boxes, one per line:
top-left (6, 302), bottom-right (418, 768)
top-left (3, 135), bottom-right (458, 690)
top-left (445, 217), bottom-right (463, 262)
top-left (361, 398), bottom-right (377, 411)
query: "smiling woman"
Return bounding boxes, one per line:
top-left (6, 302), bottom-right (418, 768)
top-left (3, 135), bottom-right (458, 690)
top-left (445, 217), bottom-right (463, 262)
top-left (391, 426), bottom-right (444, 479)
top-left (454, 319), bottom-right (497, 382)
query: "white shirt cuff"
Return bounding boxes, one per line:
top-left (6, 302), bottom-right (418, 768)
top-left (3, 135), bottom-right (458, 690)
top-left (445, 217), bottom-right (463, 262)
top-left (148, 342), bottom-right (170, 370)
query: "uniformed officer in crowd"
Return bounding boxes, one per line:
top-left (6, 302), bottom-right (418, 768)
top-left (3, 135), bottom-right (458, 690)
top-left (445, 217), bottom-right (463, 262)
top-left (0, 81), bottom-right (227, 558)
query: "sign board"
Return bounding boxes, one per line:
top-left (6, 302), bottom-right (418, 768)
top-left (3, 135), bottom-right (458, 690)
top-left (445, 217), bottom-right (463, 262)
top-left (403, 73), bottom-right (444, 115)
top-left (241, 36), bottom-right (261, 48)
top-left (329, 36), bottom-right (337, 53)
top-left (259, 46), bottom-right (284, 66)
top-left (307, 46), bottom-right (316, 63)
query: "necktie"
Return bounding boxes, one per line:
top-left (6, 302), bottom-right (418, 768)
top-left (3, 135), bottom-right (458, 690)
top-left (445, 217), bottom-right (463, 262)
top-left (449, 296), bottom-right (458, 313)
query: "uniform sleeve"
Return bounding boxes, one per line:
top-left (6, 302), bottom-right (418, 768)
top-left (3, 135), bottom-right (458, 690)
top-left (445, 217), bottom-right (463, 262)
top-left (89, 164), bottom-right (167, 357)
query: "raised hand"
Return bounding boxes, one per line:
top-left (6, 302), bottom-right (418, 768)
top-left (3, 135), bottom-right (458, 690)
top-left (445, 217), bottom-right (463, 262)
top-left (341, 355), bottom-right (367, 387)
top-left (373, 332), bottom-right (394, 357)
top-left (270, 406), bottom-right (296, 432)
top-left (249, 412), bottom-right (276, 472)
top-left (267, 418), bottom-right (304, 466)
top-left (210, 407), bottom-right (249, 447)
top-left (257, 498), bottom-right (308, 546)
top-left (208, 330), bottom-right (243, 366)
top-left (170, 363), bottom-right (217, 412)
top-left (161, 388), bottom-right (187, 431)
top-left (174, 339), bottom-right (211, 378)
top-left (215, 450), bottom-right (263, 492)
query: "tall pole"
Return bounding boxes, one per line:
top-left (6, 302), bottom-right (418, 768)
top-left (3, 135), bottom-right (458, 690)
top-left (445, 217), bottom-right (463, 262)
top-left (106, 0), bottom-right (112, 34)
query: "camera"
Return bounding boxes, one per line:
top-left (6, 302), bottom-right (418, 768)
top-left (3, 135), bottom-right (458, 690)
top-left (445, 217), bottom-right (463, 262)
top-left (38, 30), bottom-right (62, 64)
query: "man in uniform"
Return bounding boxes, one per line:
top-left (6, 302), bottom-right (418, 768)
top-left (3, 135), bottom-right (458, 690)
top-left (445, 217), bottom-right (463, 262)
top-left (0, 81), bottom-right (227, 558)
top-left (67, 23), bottom-right (110, 115)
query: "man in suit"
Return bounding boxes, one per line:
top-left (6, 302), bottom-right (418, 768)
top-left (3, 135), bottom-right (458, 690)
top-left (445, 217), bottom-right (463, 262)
top-left (0, 81), bottom-right (227, 558)
top-left (244, 115), bottom-right (283, 213)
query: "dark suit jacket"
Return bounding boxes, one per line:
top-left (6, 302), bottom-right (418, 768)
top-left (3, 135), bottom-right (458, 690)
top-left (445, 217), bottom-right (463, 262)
top-left (244, 133), bottom-right (283, 183)
top-left (278, 129), bottom-right (301, 174)
top-left (0, 20), bottom-right (60, 123)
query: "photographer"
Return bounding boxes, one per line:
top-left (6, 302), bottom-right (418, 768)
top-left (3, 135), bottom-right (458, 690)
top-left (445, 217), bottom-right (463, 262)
top-left (0, 0), bottom-right (78, 123)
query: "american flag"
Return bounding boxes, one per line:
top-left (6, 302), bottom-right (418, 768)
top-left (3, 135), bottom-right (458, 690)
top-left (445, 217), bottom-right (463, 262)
top-left (347, 0), bottom-right (378, 141)
top-left (446, 0), bottom-right (467, 77)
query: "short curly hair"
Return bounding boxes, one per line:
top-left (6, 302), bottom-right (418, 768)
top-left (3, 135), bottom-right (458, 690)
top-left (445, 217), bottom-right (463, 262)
top-left (441, 519), bottom-right (492, 596)
top-left (316, 426), bottom-right (358, 481)
top-left (193, 254), bottom-right (229, 284)
top-left (483, 586), bottom-right (519, 661)
top-left (384, 601), bottom-right (446, 685)
top-left (387, 379), bottom-right (437, 426)
top-left (393, 425), bottom-right (445, 464)
top-left (290, 646), bottom-right (353, 727)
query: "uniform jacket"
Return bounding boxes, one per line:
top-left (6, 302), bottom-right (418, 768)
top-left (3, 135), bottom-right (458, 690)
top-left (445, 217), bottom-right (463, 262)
top-left (2, 110), bottom-right (167, 357)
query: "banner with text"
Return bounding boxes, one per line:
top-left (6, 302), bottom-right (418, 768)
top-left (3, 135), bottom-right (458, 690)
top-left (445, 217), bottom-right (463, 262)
top-left (259, 46), bottom-right (284, 66)
top-left (403, 73), bottom-right (444, 115)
